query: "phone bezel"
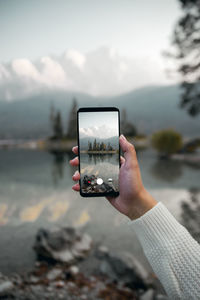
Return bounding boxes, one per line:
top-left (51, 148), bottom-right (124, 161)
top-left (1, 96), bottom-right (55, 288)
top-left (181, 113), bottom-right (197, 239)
top-left (77, 107), bottom-right (120, 197)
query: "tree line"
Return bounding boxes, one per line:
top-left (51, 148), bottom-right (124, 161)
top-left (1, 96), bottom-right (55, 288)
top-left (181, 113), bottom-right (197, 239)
top-left (49, 98), bottom-right (77, 140)
top-left (88, 139), bottom-right (114, 151)
top-left (49, 98), bottom-right (138, 140)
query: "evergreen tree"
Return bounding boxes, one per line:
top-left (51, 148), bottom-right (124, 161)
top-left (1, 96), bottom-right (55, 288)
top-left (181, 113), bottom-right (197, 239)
top-left (169, 0), bottom-right (200, 116)
top-left (49, 102), bottom-right (55, 137)
top-left (88, 141), bottom-right (92, 151)
top-left (107, 142), bottom-right (113, 151)
top-left (66, 98), bottom-right (78, 138)
top-left (53, 111), bottom-right (63, 139)
top-left (96, 142), bottom-right (100, 151)
top-left (121, 108), bottom-right (137, 136)
top-left (93, 139), bottom-right (97, 150)
top-left (100, 142), bottom-right (104, 150)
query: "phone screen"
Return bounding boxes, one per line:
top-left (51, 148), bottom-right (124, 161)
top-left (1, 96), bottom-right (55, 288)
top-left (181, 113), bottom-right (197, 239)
top-left (78, 108), bottom-right (120, 197)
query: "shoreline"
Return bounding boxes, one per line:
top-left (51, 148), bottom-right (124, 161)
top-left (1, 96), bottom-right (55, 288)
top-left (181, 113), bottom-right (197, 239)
top-left (0, 226), bottom-right (165, 299)
top-left (80, 150), bottom-right (118, 154)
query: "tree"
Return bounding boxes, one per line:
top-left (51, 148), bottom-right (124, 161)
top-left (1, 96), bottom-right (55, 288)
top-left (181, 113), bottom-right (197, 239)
top-left (107, 142), bottom-right (113, 151)
top-left (169, 0), bottom-right (200, 116)
top-left (49, 102), bottom-right (55, 136)
top-left (88, 141), bottom-right (92, 151)
top-left (151, 129), bottom-right (183, 158)
top-left (53, 111), bottom-right (63, 139)
top-left (93, 139), bottom-right (97, 151)
top-left (100, 142), bottom-right (103, 150)
top-left (121, 108), bottom-right (137, 136)
top-left (96, 142), bottom-right (100, 151)
top-left (66, 98), bottom-right (77, 138)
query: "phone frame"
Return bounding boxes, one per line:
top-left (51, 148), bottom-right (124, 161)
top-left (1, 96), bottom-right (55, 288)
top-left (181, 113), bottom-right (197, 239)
top-left (77, 107), bottom-right (120, 197)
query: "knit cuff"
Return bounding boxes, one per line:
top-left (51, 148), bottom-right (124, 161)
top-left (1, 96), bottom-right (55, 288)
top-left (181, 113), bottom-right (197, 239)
top-left (128, 202), bottom-right (186, 250)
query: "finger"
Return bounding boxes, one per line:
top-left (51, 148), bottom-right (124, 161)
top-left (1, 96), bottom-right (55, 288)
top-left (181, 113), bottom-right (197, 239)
top-left (72, 146), bottom-right (78, 155)
top-left (120, 155), bottom-right (125, 166)
top-left (72, 170), bottom-right (81, 181)
top-left (119, 135), bottom-right (137, 166)
top-left (72, 183), bottom-right (80, 191)
top-left (69, 156), bottom-right (79, 166)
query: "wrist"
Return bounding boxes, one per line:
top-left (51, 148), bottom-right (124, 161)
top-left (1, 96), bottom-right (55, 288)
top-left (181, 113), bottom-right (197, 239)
top-left (127, 188), bottom-right (157, 220)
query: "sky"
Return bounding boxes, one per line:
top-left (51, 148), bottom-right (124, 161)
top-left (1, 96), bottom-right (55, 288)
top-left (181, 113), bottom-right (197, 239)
top-left (79, 111), bottom-right (119, 139)
top-left (0, 0), bottom-right (182, 100)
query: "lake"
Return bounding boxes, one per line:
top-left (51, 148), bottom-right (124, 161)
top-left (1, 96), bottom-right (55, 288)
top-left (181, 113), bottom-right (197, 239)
top-left (80, 153), bottom-right (119, 193)
top-left (0, 148), bottom-right (199, 275)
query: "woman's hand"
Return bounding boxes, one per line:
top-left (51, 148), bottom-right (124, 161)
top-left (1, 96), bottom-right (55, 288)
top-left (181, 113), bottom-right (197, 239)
top-left (69, 135), bottom-right (157, 220)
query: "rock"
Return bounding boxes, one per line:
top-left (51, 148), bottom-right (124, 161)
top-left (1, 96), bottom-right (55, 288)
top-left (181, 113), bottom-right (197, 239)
top-left (140, 288), bottom-right (154, 300)
top-left (69, 265), bottom-right (79, 276)
top-left (80, 295), bottom-right (87, 300)
top-left (47, 268), bottom-right (62, 281)
top-left (96, 245), bottom-right (109, 258)
top-left (34, 227), bottom-right (92, 264)
top-left (0, 280), bottom-right (14, 295)
top-left (35, 261), bottom-right (41, 267)
top-left (11, 274), bottom-right (23, 286)
top-left (100, 260), bottom-right (117, 280)
top-left (72, 233), bottom-right (92, 257)
top-left (66, 281), bottom-right (76, 289)
top-left (29, 275), bottom-right (39, 284)
top-left (98, 253), bottom-right (148, 291)
top-left (120, 252), bottom-right (149, 283)
top-left (154, 294), bottom-right (169, 300)
top-left (30, 284), bottom-right (43, 295)
top-left (55, 280), bottom-right (65, 288)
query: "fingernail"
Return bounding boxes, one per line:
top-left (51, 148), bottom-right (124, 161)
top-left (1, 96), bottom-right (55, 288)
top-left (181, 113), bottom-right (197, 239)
top-left (120, 134), bottom-right (126, 140)
top-left (73, 170), bottom-right (79, 177)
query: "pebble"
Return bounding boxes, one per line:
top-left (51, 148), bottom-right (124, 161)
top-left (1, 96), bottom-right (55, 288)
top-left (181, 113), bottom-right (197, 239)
top-left (29, 275), bottom-right (39, 284)
top-left (47, 268), bottom-right (62, 281)
top-left (69, 265), bottom-right (79, 276)
top-left (0, 281), bottom-right (14, 295)
top-left (80, 295), bottom-right (87, 300)
top-left (155, 294), bottom-right (169, 300)
top-left (55, 280), bottom-right (65, 288)
top-left (140, 288), bottom-right (154, 300)
top-left (96, 245), bottom-right (109, 257)
top-left (66, 281), bottom-right (76, 289)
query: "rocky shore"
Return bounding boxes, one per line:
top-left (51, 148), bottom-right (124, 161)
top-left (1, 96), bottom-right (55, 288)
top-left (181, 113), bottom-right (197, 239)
top-left (0, 227), bottom-right (168, 300)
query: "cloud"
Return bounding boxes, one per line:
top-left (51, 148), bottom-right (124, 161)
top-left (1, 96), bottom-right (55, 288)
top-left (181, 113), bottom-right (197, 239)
top-left (80, 124), bottom-right (117, 139)
top-left (0, 46), bottom-right (172, 101)
top-left (65, 49), bottom-right (86, 70)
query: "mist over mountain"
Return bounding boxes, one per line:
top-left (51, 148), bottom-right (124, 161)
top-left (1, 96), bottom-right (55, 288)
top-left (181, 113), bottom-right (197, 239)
top-left (0, 84), bottom-right (199, 139)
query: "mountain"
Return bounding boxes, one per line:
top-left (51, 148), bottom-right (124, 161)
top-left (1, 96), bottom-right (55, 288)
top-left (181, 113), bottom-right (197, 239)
top-left (80, 136), bottom-right (119, 151)
top-left (0, 85), bottom-right (199, 139)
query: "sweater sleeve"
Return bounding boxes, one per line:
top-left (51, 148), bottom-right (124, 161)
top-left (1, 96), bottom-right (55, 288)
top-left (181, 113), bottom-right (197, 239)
top-left (129, 202), bottom-right (200, 300)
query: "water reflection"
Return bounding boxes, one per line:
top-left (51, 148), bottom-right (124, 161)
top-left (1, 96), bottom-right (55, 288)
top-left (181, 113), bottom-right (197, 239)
top-left (51, 152), bottom-right (75, 186)
top-left (180, 188), bottom-right (200, 243)
top-left (87, 153), bottom-right (118, 165)
top-left (151, 160), bottom-right (183, 183)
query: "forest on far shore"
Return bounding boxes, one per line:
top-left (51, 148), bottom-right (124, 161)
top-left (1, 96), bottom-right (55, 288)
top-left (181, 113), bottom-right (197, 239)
top-left (87, 139), bottom-right (114, 152)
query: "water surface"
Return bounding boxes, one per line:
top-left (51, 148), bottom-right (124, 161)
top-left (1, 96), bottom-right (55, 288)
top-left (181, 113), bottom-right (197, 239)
top-left (0, 148), bottom-right (199, 275)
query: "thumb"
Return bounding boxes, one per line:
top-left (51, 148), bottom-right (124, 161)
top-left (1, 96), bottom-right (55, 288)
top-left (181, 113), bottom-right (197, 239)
top-left (119, 135), bottom-right (137, 166)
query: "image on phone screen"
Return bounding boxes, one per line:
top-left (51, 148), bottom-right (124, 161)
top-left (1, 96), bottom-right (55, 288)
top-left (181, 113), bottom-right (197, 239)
top-left (78, 108), bottom-right (120, 196)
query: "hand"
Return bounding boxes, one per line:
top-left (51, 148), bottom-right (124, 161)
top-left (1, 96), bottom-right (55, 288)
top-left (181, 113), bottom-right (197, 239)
top-left (69, 134), bottom-right (157, 220)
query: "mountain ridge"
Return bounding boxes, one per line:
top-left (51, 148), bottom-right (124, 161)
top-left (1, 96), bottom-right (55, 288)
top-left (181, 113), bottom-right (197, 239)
top-left (0, 85), bottom-right (199, 139)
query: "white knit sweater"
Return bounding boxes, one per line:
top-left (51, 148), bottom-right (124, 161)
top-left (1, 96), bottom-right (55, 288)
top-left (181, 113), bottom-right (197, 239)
top-left (130, 202), bottom-right (200, 300)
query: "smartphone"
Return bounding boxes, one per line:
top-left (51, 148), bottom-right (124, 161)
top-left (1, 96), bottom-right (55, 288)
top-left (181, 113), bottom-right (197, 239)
top-left (77, 107), bottom-right (120, 197)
